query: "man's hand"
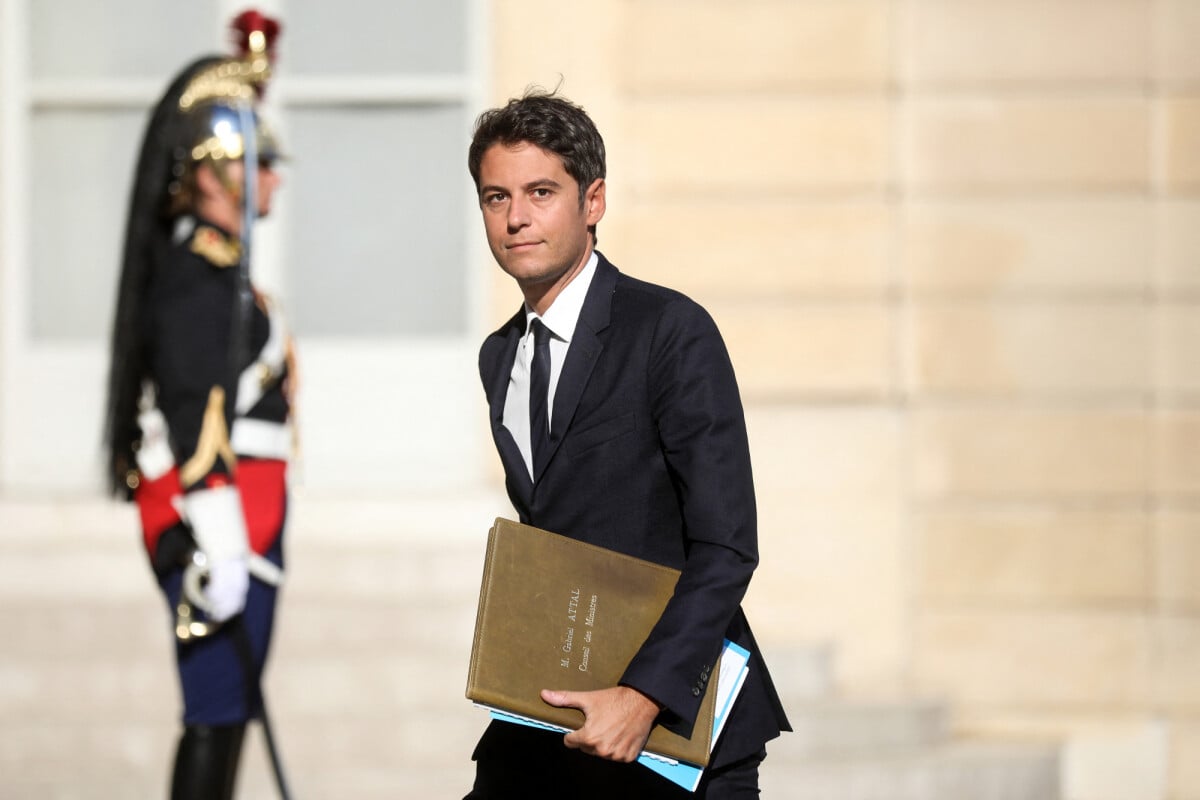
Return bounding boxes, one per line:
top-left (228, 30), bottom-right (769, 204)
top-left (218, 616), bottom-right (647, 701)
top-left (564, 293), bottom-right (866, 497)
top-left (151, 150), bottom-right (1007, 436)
top-left (540, 686), bottom-right (660, 763)
top-left (203, 556), bottom-right (249, 622)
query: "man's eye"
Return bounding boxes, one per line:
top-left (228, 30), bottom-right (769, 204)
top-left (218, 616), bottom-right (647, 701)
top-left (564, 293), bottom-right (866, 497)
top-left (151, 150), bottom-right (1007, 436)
top-left (484, 193), bottom-right (506, 205)
top-left (533, 188), bottom-right (552, 198)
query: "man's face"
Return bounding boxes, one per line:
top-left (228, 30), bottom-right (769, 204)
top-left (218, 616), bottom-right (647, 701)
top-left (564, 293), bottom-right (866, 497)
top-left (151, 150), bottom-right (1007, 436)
top-left (477, 141), bottom-right (605, 298)
top-left (198, 159), bottom-right (282, 225)
top-left (223, 159), bottom-right (282, 218)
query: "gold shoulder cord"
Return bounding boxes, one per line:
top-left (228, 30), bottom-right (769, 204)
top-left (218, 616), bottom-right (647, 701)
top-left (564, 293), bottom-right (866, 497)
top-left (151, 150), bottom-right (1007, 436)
top-left (179, 386), bottom-right (238, 488)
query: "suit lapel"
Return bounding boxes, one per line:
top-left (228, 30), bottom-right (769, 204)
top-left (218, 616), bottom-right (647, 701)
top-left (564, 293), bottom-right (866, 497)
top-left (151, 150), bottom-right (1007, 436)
top-left (485, 314), bottom-right (533, 502)
top-left (533, 254), bottom-right (618, 484)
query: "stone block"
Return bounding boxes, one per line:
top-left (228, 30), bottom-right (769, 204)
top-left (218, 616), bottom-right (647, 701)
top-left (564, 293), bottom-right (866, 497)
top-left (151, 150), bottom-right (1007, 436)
top-left (1062, 720), bottom-right (1168, 800)
top-left (624, 98), bottom-right (892, 192)
top-left (910, 302), bottom-right (1149, 396)
top-left (609, 200), bottom-right (892, 298)
top-left (747, 505), bottom-right (906, 688)
top-left (904, 97), bottom-right (1150, 191)
top-left (745, 405), bottom-right (902, 499)
top-left (902, 199), bottom-right (1151, 293)
top-left (914, 609), bottom-right (1152, 707)
top-left (0, 600), bottom-right (168, 661)
top-left (1157, 0), bottom-right (1200, 83)
top-left (1155, 511), bottom-right (1200, 611)
top-left (621, 0), bottom-right (891, 91)
top-left (285, 489), bottom-right (515, 546)
top-left (273, 598), bottom-right (477, 660)
top-left (1157, 200), bottom-right (1200, 291)
top-left (0, 721), bottom-right (174, 799)
top-left (1156, 618), bottom-right (1200, 708)
top-left (759, 740), bottom-right (1060, 800)
top-left (0, 659), bottom-right (174, 721)
top-left (903, 0), bottom-right (1150, 85)
top-left (769, 696), bottom-right (945, 759)
top-left (245, 712), bottom-right (480, 782)
top-left (1170, 719), bottom-right (1200, 800)
top-left (268, 653), bottom-right (468, 717)
top-left (915, 508), bottom-right (1151, 604)
top-left (283, 539), bottom-right (484, 601)
top-left (0, 497), bottom-right (135, 541)
top-left (755, 644), bottom-right (836, 703)
top-left (490, 0), bottom-right (620, 104)
top-left (1164, 95), bottom-right (1200, 192)
top-left (1156, 412), bottom-right (1200, 497)
top-left (714, 302), bottom-right (894, 399)
top-left (0, 538), bottom-right (151, 602)
top-left (912, 409), bottom-right (1149, 499)
top-left (1156, 302), bottom-right (1200, 396)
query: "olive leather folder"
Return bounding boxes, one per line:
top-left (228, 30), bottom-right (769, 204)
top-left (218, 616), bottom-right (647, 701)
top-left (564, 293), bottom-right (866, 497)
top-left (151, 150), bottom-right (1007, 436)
top-left (465, 517), bottom-right (720, 767)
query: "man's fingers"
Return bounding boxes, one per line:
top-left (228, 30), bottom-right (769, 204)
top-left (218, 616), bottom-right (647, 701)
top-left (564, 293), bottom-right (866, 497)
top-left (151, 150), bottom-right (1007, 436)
top-left (541, 688), bottom-right (581, 709)
top-left (545, 690), bottom-right (591, 752)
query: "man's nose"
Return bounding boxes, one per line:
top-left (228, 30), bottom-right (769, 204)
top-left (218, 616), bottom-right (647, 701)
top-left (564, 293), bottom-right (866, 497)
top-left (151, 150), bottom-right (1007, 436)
top-left (506, 196), bottom-right (530, 230)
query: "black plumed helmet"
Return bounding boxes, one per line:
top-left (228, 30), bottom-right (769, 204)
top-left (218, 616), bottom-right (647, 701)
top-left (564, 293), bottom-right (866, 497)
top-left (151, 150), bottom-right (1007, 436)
top-left (103, 11), bottom-right (281, 498)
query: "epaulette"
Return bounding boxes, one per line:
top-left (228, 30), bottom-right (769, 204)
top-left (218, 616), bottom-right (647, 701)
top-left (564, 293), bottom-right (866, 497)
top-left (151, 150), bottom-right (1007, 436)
top-left (189, 225), bottom-right (241, 268)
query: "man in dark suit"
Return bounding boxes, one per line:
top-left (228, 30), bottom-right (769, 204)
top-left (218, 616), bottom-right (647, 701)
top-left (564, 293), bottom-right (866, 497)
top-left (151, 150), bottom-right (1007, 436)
top-left (465, 90), bottom-right (790, 799)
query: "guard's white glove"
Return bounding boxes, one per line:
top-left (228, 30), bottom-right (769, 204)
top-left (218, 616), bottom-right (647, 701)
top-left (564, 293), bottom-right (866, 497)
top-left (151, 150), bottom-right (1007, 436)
top-left (182, 485), bottom-right (251, 623)
top-left (203, 556), bottom-right (250, 622)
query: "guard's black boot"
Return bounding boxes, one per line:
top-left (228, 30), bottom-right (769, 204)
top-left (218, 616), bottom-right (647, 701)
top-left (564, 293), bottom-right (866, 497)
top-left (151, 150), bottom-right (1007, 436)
top-left (170, 723), bottom-right (246, 800)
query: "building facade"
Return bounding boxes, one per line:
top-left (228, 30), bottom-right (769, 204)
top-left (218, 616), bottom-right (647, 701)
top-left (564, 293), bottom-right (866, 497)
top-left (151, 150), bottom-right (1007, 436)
top-left (1, 1), bottom-right (1198, 797)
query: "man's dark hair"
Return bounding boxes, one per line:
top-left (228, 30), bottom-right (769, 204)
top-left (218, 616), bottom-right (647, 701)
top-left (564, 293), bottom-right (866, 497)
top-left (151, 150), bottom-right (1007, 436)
top-left (468, 88), bottom-right (606, 208)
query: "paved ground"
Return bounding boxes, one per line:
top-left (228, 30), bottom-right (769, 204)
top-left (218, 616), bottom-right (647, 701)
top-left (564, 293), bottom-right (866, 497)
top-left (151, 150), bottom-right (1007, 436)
top-left (0, 490), bottom-right (1060, 799)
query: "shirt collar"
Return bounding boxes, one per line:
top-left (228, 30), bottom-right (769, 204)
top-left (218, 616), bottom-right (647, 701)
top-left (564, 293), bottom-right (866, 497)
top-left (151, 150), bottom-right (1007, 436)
top-left (524, 250), bottom-right (599, 343)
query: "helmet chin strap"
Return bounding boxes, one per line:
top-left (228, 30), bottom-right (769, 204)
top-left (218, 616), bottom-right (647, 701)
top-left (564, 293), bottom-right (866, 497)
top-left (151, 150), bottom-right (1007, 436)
top-left (237, 104), bottom-right (259, 241)
top-left (206, 171), bottom-right (256, 224)
top-left (206, 159), bottom-right (239, 204)
top-left (223, 103), bottom-right (259, 430)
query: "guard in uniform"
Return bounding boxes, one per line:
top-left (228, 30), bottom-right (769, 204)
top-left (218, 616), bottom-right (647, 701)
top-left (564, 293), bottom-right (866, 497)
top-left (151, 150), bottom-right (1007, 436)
top-left (103, 11), bottom-right (294, 799)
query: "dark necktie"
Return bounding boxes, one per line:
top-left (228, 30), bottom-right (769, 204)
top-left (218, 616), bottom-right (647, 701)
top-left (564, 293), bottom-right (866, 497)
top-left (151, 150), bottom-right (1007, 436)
top-left (528, 318), bottom-right (552, 476)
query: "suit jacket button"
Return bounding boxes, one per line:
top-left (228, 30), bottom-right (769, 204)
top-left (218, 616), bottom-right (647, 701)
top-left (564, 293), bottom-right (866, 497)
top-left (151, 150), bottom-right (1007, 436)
top-left (692, 686), bottom-right (702, 697)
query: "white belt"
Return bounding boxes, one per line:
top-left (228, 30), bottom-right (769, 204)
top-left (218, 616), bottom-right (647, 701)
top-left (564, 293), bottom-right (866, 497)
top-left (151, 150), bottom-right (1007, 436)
top-left (230, 418), bottom-right (291, 460)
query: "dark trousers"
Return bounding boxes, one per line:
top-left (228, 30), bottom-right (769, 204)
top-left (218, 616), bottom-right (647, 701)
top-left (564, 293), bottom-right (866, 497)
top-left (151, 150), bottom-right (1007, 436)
top-left (465, 723), bottom-right (765, 799)
top-left (158, 534), bottom-right (284, 725)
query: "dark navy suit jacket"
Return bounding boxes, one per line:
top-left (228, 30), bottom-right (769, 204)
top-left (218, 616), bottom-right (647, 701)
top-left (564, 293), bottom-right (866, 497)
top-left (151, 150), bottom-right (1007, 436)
top-left (477, 253), bottom-right (790, 769)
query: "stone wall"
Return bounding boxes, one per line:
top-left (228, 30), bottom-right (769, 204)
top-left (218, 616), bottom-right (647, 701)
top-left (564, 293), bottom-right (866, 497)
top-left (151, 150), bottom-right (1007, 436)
top-left (484, 2), bottom-right (1200, 797)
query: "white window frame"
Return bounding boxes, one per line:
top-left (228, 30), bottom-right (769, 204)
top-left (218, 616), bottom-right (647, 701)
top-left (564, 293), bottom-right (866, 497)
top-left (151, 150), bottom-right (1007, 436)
top-left (0, 0), bottom-right (493, 494)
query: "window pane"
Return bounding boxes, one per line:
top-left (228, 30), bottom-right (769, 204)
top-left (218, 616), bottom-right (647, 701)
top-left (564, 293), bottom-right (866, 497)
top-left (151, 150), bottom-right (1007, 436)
top-left (285, 105), bottom-right (471, 336)
top-left (285, 0), bottom-right (467, 75)
top-left (31, 2), bottom-right (219, 79)
top-left (31, 108), bottom-right (144, 341)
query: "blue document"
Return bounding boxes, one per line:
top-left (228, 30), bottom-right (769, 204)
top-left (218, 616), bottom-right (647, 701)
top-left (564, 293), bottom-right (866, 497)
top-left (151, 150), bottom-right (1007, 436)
top-left (482, 639), bottom-right (751, 793)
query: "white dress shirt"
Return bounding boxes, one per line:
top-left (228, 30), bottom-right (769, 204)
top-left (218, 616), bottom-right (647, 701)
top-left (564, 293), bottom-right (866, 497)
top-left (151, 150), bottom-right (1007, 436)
top-left (503, 251), bottom-right (599, 479)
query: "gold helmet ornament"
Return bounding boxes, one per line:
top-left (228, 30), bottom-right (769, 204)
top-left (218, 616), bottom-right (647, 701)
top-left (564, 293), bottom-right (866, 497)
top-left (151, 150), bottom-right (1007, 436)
top-left (167, 9), bottom-right (283, 208)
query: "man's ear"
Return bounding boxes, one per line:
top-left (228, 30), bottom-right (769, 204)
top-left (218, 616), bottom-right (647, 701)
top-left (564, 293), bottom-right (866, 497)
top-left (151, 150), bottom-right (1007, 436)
top-left (584, 178), bottom-right (606, 226)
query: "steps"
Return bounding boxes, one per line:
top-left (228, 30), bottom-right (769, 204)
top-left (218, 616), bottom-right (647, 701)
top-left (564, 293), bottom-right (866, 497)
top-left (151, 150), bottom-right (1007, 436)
top-left (760, 741), bottom-right (1060, 800)
top-left (0, 494), bottom-right (1061, 798)
top-left (757, 627), bottom-right (1059, 800)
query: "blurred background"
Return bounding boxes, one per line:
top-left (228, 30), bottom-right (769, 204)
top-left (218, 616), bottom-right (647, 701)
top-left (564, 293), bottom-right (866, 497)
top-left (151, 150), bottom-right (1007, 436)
top-left (1, 0), bottom-right (1197, 798)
